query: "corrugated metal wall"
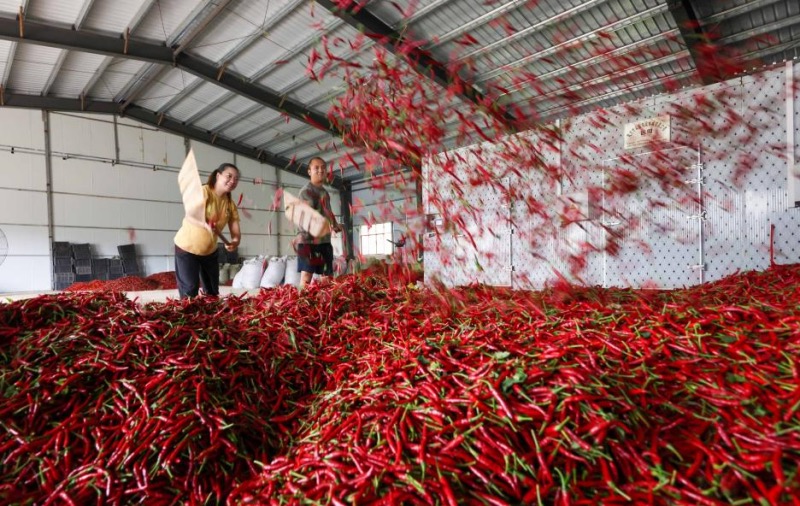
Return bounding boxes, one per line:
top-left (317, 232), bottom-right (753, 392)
top-left (0, 110), bottom-right (324, 292)
top-left (423, 65), bottom-right (800, 289)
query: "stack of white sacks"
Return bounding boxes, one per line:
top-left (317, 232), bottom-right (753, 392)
top-left (231, 256), bottom-right (302, 289)
top-left (218, 263), bottom-right (243, 284)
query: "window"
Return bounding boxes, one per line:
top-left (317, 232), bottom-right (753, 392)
top-left (358, 222), bottom-right (393, 256)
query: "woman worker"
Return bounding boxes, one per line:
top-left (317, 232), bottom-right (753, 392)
top-left (173, 163), bottom-right (241, 298)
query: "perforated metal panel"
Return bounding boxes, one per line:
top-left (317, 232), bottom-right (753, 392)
top-left (702, 68), bottom-right (800, 278)
top-left (518, 117), bottom-right (680, 289)
top-left (473, 180), bottom-right (512, 287)
top-left (423, 66), bottom-right (800, 289)
top-left (423, 145), bottom-right (513, 287)
top-left (600, 147), bottom-right (702, 289)
top-left (510, 127), bottom-right (577, 289)
top-left (422, 155), bottom-right (448, 286)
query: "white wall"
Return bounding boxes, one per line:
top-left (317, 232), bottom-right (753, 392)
top-left (0, 109), bottom-right (49, 292)
top-left (422, 65), bottom-right (800, 289)
top-left (0, 110), bottom-right (337, 292)
top-left (49, 113), bottom-right (185, 278)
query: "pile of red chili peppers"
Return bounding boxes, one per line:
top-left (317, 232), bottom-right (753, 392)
top-left (65, 272), bottom-right (179, 292)
top-left (2, 265), bottom-right (799, 504)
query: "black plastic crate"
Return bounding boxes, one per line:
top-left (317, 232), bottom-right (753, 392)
top-left (122, 257), bottom-right (139, 274)
top-left (53, 257), bottom-right (73, 272)
top-left (92, 258), bottom-right (110, 272)
top-left (55, 282), bottom-right (73, 291)
top-left (74, 258), bottom-right (92, 275)
top-left (117, 244), bottom-right (137, 258)
top-left (109, 259), bottom-right (124, 275)
top-left (92, 259), bottom-right (109, 278)
top-left (71, 243), bottom-right (92, 259)
top-left (55, 272), bottom-right (75, 287)
top-left (53, 242), bottom-right (71, 258)
top-left (75, 274), bottom-right (92, 282)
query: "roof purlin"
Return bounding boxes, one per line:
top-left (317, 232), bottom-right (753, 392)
top-left (0, 15), bottom-right (340, 136)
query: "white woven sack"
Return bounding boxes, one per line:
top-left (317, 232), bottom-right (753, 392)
top-left (283, 256), bottom-right (300, 287)
top-left (231, 266), bottom-right (244, 289)
top-left (233, 256), bottom-right (266, 289)
top-left (260, 256), bottom-right (287, 288)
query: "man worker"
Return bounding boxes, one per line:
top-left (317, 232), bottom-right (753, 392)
top-left (295, 156), bottom-right (342, 289)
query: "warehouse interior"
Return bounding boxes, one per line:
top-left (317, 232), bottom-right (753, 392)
top-left (1, 0), bottom-right (798, 294)
top-left (1, 0), bottom-right (799, 503)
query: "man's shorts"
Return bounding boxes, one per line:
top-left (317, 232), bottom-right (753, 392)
top-left (296, 243), bottom-right (334, 275)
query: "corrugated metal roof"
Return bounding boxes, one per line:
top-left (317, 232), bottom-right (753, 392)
top-left (9, 44), bottom-right (63, 95)
top-left (81, 0), bottom-right (153, 34)
top-left (133, 66), bottom-right (192, 110)
top-left (86, 58), bottom-right (147, 99)
top-left (0, 1), bottom-right (27, 13)
top-left (166, 81), bottom-right (228, 122)
top-left (269, 132), bottom-right (327, 154)
top-left (0, 39), bottom-right (14, 80)
top-left (223, 108), bottom-right (283, 140)
top-left (190, 4), bottom-right (276, 75)
top-left (367, 0), bottom-right (446, 28)
top-left (133, 0), bottom-right (204, 41)
top-left (48, 51), bottom-right (108, 97)
top-left (275, 130), bottom-right (337, 155)
top-left (27, 0), bottom-right (84, 26)
top-left (194, 94), bottom-right (261, 131)
top-left (0, 0), bottom-right (797, 182)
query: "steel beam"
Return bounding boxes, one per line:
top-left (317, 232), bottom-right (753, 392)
top-left (118, 0), bottom-right (237, 110)
top-left (667, 0), bottom-right (726, 84)
top-left (41, 0), bottom-right (96, 95)
top-left (1, 0), bottom-right (31, 88)
top-left (1, 92), bottom-right (348, 187)
top-left (157, 0), bottom-right (308, 114)
top-left (0, 16), bottom-right (339, 135)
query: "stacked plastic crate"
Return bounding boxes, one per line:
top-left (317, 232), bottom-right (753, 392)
top-left (71, 243), bottom-right (92, 282)
top-left (92, 258), bottom-right (110, 280)
top-left (109, 258), bottom-right (125, 279)
top-left (53, 241), bottom-right (74, 290)
top-left (118, 244), bottom-right (139, 277)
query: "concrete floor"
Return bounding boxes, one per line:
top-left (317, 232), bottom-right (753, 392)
top-left (1, 286), bottom-right (263, 304)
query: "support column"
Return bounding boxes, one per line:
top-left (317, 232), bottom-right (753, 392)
top-left (113, 114), bottom-right (120, 164)
top-left (275, 168), bottom-right (282, 256)
top-left (340, 181), bottom-right (354, 260)
top-left (787, 61), bottom-right (799, 208)
top-left (43, 110), bottom-right (55, 289)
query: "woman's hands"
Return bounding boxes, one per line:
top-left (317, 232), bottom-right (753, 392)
top-left (226, 221), bottom-right (241, 252)
top-left (224, 238), bottom-right (239, 252)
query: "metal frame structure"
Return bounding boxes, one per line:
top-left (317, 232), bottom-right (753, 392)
top-left (667, 0), bottom-right (726, 85)
top-left (0, 0), bottom-right (796, 186)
